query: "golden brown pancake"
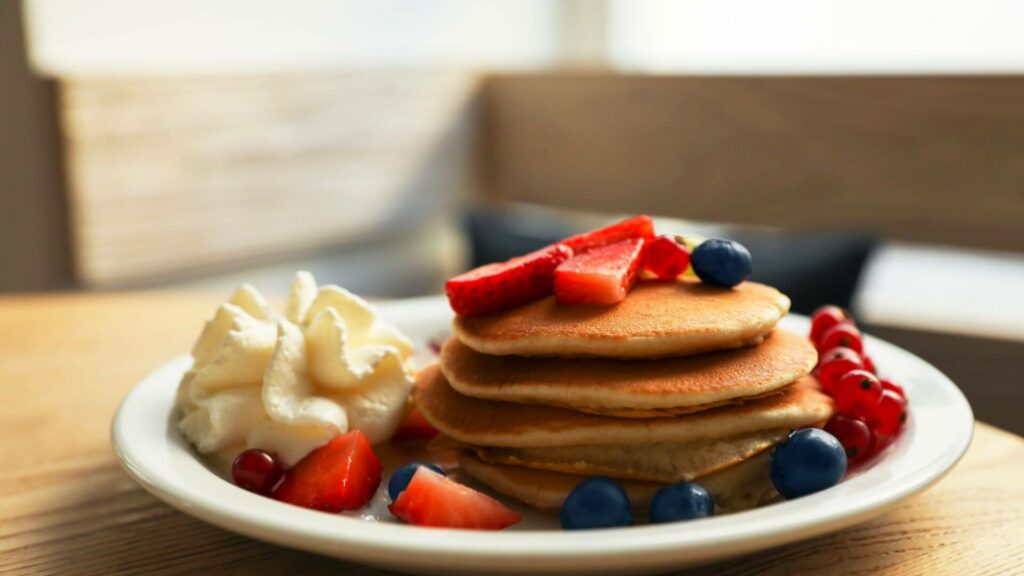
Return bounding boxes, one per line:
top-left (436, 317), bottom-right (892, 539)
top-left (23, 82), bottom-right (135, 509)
top-left (415, 364), bottom-right (833, 448)
top-left (452, 278), bottom-right (790, 359)
top-left (469, 428), bottom-right (787, 483)
top-left (441, 329), bottom-right (816, 416)
top-left (458, 451), bottom-right (778, 513)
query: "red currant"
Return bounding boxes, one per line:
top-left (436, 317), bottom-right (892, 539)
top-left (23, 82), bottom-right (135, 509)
top-left (880, 378), bottom-right (906, 404)
top-left (810, 305), bottom-right (851, 345)
top-left (868, 390), bottom-right (907, 435)
top-left (644, 235), bottom-right (692, 280)
top-left (872, 431), bottom-right (897, 455)
top-left (861, 353), bottom-right (877, 375)
top-left (816, 347), bottom-right (863, 394)
top-left (834, 370), bottom-right (883, 418)
top-left (824, 414), bottom-right (873, 463)
top-left (232, 449), bottom-right (283, 495)
top-left (818, 323), bottom-right (864, 354)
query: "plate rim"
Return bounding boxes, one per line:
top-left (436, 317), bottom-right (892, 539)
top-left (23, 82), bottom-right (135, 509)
top-left (111, 299), bottom-right (974, 573)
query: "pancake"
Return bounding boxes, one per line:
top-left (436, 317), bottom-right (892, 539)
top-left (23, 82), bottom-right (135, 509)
top-left (452, 278), bottom-right (790, 359)
top-left (469, 428), bottom-right (788, 483)
top-left (441, 329), bottom-right (816, 417)
top-left (415, 364), bottom-right (833, 448)
top-left (458, 451), bottom-right (778, 513)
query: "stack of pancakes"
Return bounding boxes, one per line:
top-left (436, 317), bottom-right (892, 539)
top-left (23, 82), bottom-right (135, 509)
top-left (416, 278), bottom-right (833, 513)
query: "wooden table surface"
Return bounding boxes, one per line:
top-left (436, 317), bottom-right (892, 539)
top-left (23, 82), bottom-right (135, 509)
top-left (2, 292), bottom-right (1023, 576)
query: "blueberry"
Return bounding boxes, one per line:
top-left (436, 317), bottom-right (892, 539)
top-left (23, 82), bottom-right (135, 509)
top-left (560, 477), bottom-right (632, 530)
top-left (649, 482), bottom-right (714, 523)
top-left (691, 239), bottom-right (752, 288)
top-left (770, 428), bottom-right (847, 499)
top-left (388, 462), bottom-right (444, 501)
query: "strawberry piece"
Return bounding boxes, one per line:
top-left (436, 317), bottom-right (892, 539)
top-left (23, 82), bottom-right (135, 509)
top-left (561, 215), bottom-right (655, 255)
top-left (445, 243), bottom-right (572, 316)
top-left (390, 406), bottom-right (438, 443)
top-left (389, 467), bottom-right (521, 530)
top-left (555, 237), bottom-right (648, 305)
top-left (273, 430), bottom-right (382, 512)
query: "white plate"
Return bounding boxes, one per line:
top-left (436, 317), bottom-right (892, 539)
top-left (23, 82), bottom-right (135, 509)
top-left (112, 296), bottom-right (973, 575)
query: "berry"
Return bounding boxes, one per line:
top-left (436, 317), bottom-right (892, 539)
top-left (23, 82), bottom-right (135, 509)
top-left (880, 378), bottom-right (907, 403)
top-left (561, 215), bottom-right (655, 255)
top-left (872, 431), bottom-right (898, 454)
top-left (391, 406), bottom-right (438, 442)
top-left (445, 243), bottom-right (572, 316)
top-left (649, 482), bottom-right (714, 523)
top-left (560, 477), bottom-right (633, 530)
top-left (555, 238), bottom-right (648, 306)
top-left (274, 430), bottom-right (382, 512)
top-left (770, 428), bottom-right (847, 499)
top-left (818, 323), bottom-right (864, 354)
top-left (232, 449), bottom-right (283, 495)
top-left (824, 414), bottom-right (873, 463)
top-left (810, 305), bottom-right (851, 345)
top-left (868, 390), bottom-right (907, 435)
top-left (816, 347), bottom-right (864, 394)
top-left (389, 467), bottom-right (520, 530)
top-left (690, 239), bottom-right (752, 288)
top-left (834, 370), bottom-right (883, 419)
top-left (644, 235), bottom-right (691, 280)
top-left (388, 462), bottom-right (445, 501)
top-left (861, 353), bottom-right (877, 375)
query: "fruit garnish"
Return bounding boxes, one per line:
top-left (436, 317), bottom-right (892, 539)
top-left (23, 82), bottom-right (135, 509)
top-left (644, 235), bottom-right (692, 280)
top-left (561, 215), bottom-right (654, 255)
top-left (274, 430), bottom-right (382, 512)
top-left (560, 477), bottom-right (633, 530)
top-left (867, 390), bottom-right (907, 435)
top-left (810, 305), bottom-right (851, 346)
top-left (391, 406), bottom-right (439, 443)
top-left (445, 243), bottom-right (572, 316)
top-left (880, 378), bottom-right (906, 403)
top-left (770, 428), bottom-right (847, 499)
top-left (690, 238), bottom-right (752, 288)
top-left (554, 237), bottom-right (647, 306)
top-left (389, 467), bottom-right (521, 530)
top-left (388, 462), bottom-right (445, 501)
top-left (816, 347), bottom-right (864, 394)
top-left (824, 414), bottom-right (874, 463)
top-left (834, 369), bottom-right (883, 419)
top-left (818, 323), bottom-right (864, 354)
top-left (232, 449), bottom-right (284, 495)
top-left (861, 353), bottom-right (877, 375)
top-left (649, 482), bottom-right (714, 523)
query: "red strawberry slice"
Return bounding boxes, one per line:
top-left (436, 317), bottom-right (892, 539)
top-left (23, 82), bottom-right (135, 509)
top-left (561, 215), bottom-right (654, 255)
top-left (445, 243), bottom-right (572, 316)
top-left (555, 237), bottom-right (648, 305)
top-left (389, 467), bottom-right (521, 530)
top-left (273, 430), bottom-right (382, 512)
top-left (390, 406), bottom-right (438, 443)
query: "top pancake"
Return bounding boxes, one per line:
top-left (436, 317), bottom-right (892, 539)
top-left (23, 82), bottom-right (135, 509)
top-left (452, 278), bottom-right (791, 359)
top-left (441, 328), bottom-right (816, 416)
top-left (415, 364), bottom-right (833, 448)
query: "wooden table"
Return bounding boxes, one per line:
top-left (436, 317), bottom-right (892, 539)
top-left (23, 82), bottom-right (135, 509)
top-left (2, 292), bottom-right (1022, 575)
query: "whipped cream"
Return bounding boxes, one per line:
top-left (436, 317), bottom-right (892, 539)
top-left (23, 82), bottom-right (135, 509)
top-left (176, 272), bottom-right (414, 468)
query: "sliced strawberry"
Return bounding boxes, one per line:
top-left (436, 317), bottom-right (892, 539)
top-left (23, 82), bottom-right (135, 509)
top-left (445, 243), bottom-right (572, 316)
top-left (561, 215), bottom-right (654, 255)
top-left (389, 467), bottom-right (521, 530)
top-left (555, 237), bottom-right (648, 305)
top-left (273, 430), bottom-right (382, 512)
top-left (390, 406), bottom-right (438, 443)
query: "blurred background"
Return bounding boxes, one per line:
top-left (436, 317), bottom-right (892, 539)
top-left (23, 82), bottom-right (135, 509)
top-left (1, 0), bottom-right (1022, 432)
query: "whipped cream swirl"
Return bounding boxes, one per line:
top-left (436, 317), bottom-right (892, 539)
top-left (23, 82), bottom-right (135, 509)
top-left (176, 272), bottom-right (414, 467)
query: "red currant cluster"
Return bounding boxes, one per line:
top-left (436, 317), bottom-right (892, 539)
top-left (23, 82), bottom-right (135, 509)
top-left (810, 306), bottom-right (908, 464)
